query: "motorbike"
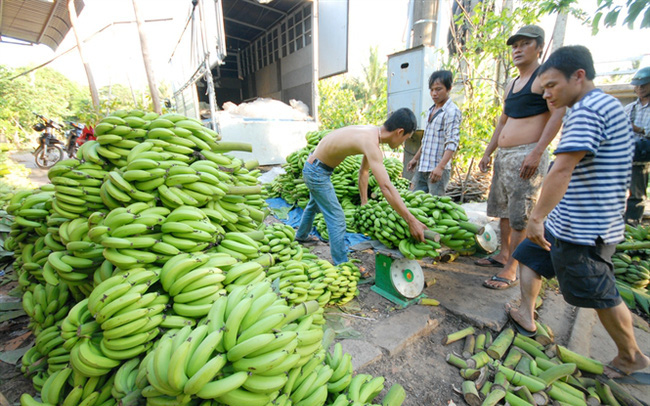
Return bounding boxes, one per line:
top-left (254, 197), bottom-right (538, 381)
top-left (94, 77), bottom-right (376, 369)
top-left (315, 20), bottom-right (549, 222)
top-left (64, 121), bottom-right (95, 158)
top-left (32, 113), bottom-right (65, 169)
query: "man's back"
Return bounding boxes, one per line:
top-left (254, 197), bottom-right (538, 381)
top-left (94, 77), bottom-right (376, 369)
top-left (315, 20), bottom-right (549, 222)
top-left (311, 125), bottom-right (378, 168)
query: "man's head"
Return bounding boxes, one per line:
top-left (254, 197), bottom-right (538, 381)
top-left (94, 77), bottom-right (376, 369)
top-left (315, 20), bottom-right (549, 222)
top-left (631, 67), bottom-right (650, 100)
top-left (428, 70), bottom-right (453, 107)
top-left (507, 25), bottom-right (544, 62)
top-left (538, 45), bottom-right (596, 108)
top-left (383, 108), bottom-right (417, 148)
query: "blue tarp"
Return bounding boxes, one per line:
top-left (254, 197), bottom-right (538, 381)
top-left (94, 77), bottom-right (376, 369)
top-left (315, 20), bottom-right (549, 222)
top-left (265, 198), bottom-right (370, 250)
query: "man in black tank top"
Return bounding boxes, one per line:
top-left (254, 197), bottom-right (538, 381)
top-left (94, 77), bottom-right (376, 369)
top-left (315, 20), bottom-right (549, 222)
top-left (475, 25), bottom-right (565, 291)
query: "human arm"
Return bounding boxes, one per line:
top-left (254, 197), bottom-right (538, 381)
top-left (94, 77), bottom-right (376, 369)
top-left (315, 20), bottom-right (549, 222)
top-left (359, 155), bottom-right (370, 205)
top-left (366, 149), bottom-right (427, 241)
top-left (429, 149), bottom-right (454, 182)
top-left (519, 106), bottom-right (566, 179)
top-left (479, 112), bottom-right (508, 172)
top-left (526, 150), bottom-right (587, 250)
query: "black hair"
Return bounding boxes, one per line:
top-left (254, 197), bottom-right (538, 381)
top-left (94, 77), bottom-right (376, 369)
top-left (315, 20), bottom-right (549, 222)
top-left (539, 45), bottom-right (596, 81)
top-left (428, 70), bottom-right (453, 90)
top-left (384, 108), bottom-right (417, 135)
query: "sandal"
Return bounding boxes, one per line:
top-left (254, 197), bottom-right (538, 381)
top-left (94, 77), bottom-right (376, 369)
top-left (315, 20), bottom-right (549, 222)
top-left (482, 274), bottom-right (518, 290)
top-left (505, 304), bottom-right (536, 337)
top-left (474, 257), bottom-right (505, 268)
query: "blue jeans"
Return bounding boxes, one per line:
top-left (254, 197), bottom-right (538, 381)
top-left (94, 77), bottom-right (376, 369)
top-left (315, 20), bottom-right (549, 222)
top-left (411, 168), bottom-right (451, 196)
top-left (296, 160), bottom-right (348, 264)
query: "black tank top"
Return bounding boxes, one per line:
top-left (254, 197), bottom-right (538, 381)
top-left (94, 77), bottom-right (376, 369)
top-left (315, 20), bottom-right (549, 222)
top-left (503, 67), bottom-right (549, 118)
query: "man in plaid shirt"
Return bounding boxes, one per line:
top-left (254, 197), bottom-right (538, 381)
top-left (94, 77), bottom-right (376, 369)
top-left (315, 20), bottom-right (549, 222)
top-left (407, 70), bottom-right (462, 196)
top-left (624, 66), bottom-right (650, 225)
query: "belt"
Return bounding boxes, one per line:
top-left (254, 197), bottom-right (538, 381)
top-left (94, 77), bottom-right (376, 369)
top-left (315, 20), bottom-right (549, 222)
top-left (309, 157), bottom-right (334, 172)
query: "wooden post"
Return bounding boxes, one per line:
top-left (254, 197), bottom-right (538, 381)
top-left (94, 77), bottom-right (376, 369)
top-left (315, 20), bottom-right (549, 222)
top-left (131, 0), bottom-right (162, 114)
top-left (67, 0), bottom-right (100, 111)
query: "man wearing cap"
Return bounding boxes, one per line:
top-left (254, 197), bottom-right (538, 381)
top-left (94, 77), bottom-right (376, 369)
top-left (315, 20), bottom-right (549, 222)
top-left (476, 25), bottom-right (565, 290)
top-left (624, 67), bottom-right (650, 225)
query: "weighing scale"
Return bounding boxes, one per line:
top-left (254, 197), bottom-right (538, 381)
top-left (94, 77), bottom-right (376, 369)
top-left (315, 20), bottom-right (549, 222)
top-left (371, 250), bottom-right (426, 308)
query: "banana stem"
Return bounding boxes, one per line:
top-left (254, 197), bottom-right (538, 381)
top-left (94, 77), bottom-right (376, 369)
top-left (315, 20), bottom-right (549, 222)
top-left (446, 353), bottom-right (468, 369)
top-left (462, 334), bottom-right (476, 358)
top-left (486, 327), bottom-right (515, 360)
top-left (496, 364), bottom-right (547, 393)
top-left (467, 351), bottom-right (491, 369)
top-left (538, 363), bottom-right (577, 386)
top-left (505, 391), bottom-right (535, 406)
top-left (555, 345), bottom-right (603, 375)
top-left (227, 185), bottom-right (262, 195)
top-left (503, 347), bottom-right (523, 369)
top-left (443, 326), bottom-right (475, 345)
top-left (462, 380), bottom-right (482, 406)
top-left (513, 336), bottom-right (550, 361)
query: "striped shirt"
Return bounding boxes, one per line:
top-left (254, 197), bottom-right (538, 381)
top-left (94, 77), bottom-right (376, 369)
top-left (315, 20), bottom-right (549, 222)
top-left (418, 98), bottom-right (461, 172)
top-left (547, 89), bottom-right (634, 245)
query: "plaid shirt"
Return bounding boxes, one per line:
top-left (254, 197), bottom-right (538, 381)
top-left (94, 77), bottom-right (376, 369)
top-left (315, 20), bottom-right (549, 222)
top-left (418, 98), bottom-right (462, 172)
top-left (625, 98), bottom-right (650, 136)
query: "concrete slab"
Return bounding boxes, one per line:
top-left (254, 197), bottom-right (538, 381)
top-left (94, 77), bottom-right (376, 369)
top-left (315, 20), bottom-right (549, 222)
top-left (338, 339), bottom-right (384, 371)
top-left (369, 306), bottom-right (439, 356)
top-left (422, 258), bottom-right (520, 331)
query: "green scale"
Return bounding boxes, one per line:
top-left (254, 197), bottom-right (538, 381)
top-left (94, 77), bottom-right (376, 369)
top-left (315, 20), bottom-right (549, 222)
top-left (371, 250), bottom-right (426, 308)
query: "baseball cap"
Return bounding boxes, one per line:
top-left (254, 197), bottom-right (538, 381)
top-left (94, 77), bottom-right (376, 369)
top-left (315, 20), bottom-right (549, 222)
top-left (506, 25), bottom-right (545, 45)
top-left (631, 67), bottom-right (650, 86)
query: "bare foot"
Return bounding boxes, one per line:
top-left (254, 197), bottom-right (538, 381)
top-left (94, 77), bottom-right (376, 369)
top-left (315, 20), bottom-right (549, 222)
top-left (606, 353), bottom-right (650, 377)
top-left (505, 303), bottom-right (536, 334)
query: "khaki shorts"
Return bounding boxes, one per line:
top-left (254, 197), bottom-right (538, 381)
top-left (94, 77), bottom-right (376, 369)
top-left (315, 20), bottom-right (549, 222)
top-left (486, 143), bottom-right (549, 230)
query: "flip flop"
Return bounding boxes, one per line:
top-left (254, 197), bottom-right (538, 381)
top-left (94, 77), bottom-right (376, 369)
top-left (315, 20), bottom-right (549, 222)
top-left (505, 305), bottom-right (536, 337)
top-left (474, 257), bottom-right (505, 268)
top-left (605, 364), bottom-right (650, 385)
top-left (483, 274), bottom-right (518, 290)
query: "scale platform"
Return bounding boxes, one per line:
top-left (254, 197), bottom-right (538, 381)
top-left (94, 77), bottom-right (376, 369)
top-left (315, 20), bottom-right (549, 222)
top-left (371, 249), bottom-right (426, 308)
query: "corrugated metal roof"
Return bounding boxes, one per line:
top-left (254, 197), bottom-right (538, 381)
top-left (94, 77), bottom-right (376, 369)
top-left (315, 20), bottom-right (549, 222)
top-left (0, 0), bottom-right (85, 51)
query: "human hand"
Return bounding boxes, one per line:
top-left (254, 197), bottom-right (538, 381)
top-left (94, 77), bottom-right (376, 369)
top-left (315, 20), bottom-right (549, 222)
top-left (407, 159), bottom-right (418, 172)
top-left (408, 217), bottom-right (427, 243)
top-left (519, 151), bottom-right (541, 180)
top-left (429, 167), bottom-right (443, 183)
top-left (526, 218), bottom-right (550, 251)
top-left (479, 155), bottom-right (491, 173)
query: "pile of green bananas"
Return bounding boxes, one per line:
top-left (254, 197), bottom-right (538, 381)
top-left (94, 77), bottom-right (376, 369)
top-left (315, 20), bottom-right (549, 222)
top-left (21, 282), bottom-right (69, 335)
top-left (0, 154), bottom-right (35, 208)
top-left (612, 253), bottom-right (650, 316)
top-left (314, 198), bottom-right (358, 240)
top-left (258, 222), bottom-right (305, 262)
top-left (325, 343), bottom-right (406, 406)
top-left (356, 190), bottom-right (478, 259)
top-left (265, 256), bottom-right (361, 307)
top-left (611, 223), bottom-right (650, 315)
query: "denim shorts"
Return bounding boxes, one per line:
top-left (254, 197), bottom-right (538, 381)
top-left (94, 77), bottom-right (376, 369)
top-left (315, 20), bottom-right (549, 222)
top-left (513, 227), bottom-right (621, 309)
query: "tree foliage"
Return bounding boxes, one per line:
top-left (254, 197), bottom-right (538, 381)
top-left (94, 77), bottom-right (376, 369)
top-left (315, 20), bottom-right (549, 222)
top-left (318, 47), bottom-right (388, 130)
top-left (592, 0), bottom-right (650, 32)
top-left (444, 0), bottom-right (543, 170)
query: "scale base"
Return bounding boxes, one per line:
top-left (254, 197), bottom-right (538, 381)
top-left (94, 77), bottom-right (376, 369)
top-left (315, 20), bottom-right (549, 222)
top-left (370, 285), bottom-right (426, 308)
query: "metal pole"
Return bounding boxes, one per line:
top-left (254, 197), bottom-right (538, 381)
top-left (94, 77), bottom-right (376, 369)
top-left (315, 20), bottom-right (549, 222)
top-left (312, 0), bottom-right (320, 123)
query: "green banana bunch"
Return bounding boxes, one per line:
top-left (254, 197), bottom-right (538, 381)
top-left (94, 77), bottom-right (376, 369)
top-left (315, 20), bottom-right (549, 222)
top-left (283, 350), bottom-right (331, 405)
top-left (357, 190), bottom-right (478, 259)
top-left (259, 222), bottom-right (304, 263)
top-left (325, 342), bottom-right (354, 396)
top-left (49, 158), bottom-right (109, 219)
top-left (22, 282), bottom-right (70, 335)
top-left (111, 357), bottom-right (142, 403)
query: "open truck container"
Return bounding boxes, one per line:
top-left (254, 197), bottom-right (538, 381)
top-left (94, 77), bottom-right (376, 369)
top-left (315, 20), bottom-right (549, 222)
top-left (168, 0), bottom-right (348, 165)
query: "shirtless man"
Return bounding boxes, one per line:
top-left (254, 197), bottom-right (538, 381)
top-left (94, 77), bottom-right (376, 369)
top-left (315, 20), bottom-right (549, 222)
top-left (295, 108), bottom-right (427, 264)
top-left (476, 25), bottom-right (565, 289)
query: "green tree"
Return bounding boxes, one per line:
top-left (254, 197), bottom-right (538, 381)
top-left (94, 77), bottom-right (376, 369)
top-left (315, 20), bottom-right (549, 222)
top-left (318, 47), bottom-right (388, 129)
top-left (445, 0), bottom-right (542, 170)
top-left (0, 65), bottom-right (89, 144)
top-left (592, 0), bottom-right (650, 31)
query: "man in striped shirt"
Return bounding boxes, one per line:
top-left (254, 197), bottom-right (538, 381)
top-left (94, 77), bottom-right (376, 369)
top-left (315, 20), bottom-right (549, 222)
top-left (407, 70), bottom-right (461, 196)
top-left (507, 46), bottom-right (649, 377)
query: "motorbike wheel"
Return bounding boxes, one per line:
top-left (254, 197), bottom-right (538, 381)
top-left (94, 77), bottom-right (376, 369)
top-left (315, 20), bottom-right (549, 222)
top-left (35, 145), bottom-right (63, 169)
